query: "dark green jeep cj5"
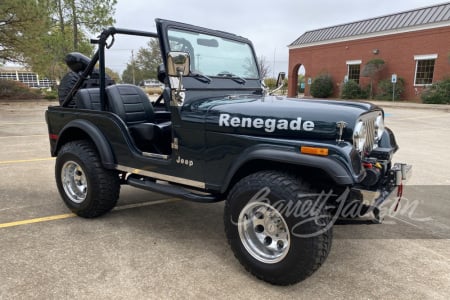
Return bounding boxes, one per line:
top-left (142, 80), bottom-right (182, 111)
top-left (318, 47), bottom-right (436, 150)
top-left (45, 19), bottom-right (412, 285)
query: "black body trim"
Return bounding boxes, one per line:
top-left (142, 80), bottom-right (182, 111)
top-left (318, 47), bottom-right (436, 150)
top-left (222, 148), bottom-right (358, 193)
top-left (56, 119), bottom-right (116, 168)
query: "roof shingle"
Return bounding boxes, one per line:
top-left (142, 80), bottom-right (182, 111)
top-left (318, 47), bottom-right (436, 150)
top-left (289, 3), bottom-right (450, 47)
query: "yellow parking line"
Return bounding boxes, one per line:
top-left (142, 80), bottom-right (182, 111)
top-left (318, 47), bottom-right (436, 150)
top-left (0, 213), bottom-right (75, 228)
top-left (0, 135), bottom-right (47, 139)
top-left (0, 198), bottom-right (181, 229)
top-left (0, 157), bottom-right (55, 164)
top-left (0, 122), bottom-right (46, 126)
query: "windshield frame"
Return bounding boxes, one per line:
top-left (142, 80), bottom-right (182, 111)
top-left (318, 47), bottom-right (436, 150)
top-left (157, 19), bottom-right (261, 82)
top-left (167, 28), bottom-right (260, 80)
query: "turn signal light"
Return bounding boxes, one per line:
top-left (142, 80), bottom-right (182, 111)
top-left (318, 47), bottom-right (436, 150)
top-left (300, 146), bottom-right (329, 156)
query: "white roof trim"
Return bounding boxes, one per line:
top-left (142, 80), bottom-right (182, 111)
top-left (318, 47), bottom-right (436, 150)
top-left (414, 54), bottom-right (438, 60)
top-left (288, 21), bottom-right (450, 49)
top-left (346, 60), bottom-right (362, 65)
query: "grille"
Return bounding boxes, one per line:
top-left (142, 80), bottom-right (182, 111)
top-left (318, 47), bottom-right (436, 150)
top-left (363, 118), bottom-right (376, 154)
top-left (354, 111), bottom-right (381, 157)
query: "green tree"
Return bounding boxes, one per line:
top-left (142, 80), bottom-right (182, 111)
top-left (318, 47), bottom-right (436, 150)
top-left (121, 39), bottom-right (162, 84)
top-left (257, 55), bottom-right (270, 79)
top-left (51, 0), bottom-right (117, 51)
top-left (1, 0), bottom-right (117, 83)
top-left (0, 0), bottom-right (49, 63)
top-left (105, 67), bottom-right (121, 83)
top-left (42, 0), bottom-right (117, 81)
top-left (362, 58), bottom-right (385, 99)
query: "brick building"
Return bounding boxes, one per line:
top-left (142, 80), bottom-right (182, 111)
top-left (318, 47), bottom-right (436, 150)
top-left (0, 66), bottom-right (53, 89)
top-left (288, 3), bottom-right (450, 101)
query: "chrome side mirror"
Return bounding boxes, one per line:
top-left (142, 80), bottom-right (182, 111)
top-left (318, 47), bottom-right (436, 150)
top-left (167, 51), bottom-right (190, 77)
top-left (167, 52), bottom-right (190, 105)
top-left (269, 72), bottom-right (286, 95)
top-left (276, 72), bottom-right (286, 87)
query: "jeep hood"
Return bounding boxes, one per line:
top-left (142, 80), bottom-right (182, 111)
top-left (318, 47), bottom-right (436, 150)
top-left (189, 95), bottom-right (381, 140)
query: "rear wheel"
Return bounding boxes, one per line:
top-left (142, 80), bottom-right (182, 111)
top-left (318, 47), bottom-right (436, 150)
top-left (224, 170), bottom-right (332, 285)
top-left (55, 140), bottom-right (120, 218)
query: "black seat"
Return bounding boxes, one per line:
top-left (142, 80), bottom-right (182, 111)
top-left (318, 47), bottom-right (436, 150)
top-left (74, 88), bottom-right (101, 110)
top-left (106, 84), bottom-right (171, 154)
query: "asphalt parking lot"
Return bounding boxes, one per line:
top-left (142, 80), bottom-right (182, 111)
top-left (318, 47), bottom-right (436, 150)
top-left (0, 100), bottom-right (449, 299)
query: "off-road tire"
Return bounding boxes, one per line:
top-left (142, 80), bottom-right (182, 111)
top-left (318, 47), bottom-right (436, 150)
top-left (55, 140), bottom-right (120, 218)
top-left (58, 71), bottom-right (80, 107)
top-left (224, 170), bottom-right (332, 285)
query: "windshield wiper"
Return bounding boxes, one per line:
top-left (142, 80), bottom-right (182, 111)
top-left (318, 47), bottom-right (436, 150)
top-left (217, 72), bottom-right (247, 85)
top-left (191, 72), bottom-right (212, 83)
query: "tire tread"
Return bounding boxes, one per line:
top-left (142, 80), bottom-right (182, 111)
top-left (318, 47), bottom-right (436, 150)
top-left (224, 170), bottom-right (332, 285)
top-left (56, 140), bottom-right (120, 218)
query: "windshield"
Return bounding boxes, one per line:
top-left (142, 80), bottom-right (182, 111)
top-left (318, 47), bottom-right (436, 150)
top-left (167, 28), bottom-right (259, 79)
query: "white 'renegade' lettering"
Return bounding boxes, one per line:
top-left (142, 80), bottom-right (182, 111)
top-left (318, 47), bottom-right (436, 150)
top-left (218, 113), bottom-right (315, 132)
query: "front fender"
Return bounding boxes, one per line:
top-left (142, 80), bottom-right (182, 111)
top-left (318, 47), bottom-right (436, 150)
top-left (221, 144), bottom-right (359, 193)
top-left (55, 119), bottom-right (116, 169)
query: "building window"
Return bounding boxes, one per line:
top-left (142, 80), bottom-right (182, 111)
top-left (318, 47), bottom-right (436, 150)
top-left (414, 54), bottom-right (437, 86)
top-left (0, 69), bottom-right (53, 88)
top-left (346, 60), bottom-right (361, 84)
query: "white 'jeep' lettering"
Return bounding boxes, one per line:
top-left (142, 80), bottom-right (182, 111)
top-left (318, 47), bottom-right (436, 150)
top-left (218, 113), bottom-right (315, 132)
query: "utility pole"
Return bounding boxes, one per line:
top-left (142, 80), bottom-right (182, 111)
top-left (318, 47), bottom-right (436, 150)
top-left (131, 50), bottom-right (136, 85)
top-left (272, 48), bottom-right (276, 79)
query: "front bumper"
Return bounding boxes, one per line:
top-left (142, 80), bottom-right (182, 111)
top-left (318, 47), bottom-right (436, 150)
top-left (348, 163), bottom-right (412, 223)
top-left (389, 163), bottom-right (413, 185)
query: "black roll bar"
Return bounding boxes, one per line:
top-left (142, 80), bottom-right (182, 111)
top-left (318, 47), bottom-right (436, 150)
top-left (61, 27), bottom-right (159, 110)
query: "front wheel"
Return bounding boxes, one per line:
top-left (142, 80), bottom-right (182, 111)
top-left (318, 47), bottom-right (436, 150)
top-left (55, 140), bottom-right (120, 218)
top-left (224, 171), bottom-right (332, 285)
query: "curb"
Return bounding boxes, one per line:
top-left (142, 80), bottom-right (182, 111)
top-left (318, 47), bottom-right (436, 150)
top-left (299, 96), bottom-right (449, 112)
top-left (364, 101), bottom-right (450, 112)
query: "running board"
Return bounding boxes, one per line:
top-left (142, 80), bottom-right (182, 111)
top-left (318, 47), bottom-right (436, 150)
top-left (127, 176), bottom-right (222, 203)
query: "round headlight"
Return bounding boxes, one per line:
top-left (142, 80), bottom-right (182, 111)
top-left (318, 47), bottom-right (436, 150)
top-left (375, 114), bottom-right (385, 140)
top-left (353, 121), bottom-right (367, 151)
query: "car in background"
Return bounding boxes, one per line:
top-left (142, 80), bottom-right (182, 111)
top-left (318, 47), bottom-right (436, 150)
top-left (139, 79), bottom-right (164, 95)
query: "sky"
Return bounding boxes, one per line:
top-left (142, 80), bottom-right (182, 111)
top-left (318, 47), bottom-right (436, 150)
top-left (106, 0), bottom-right (446, 78)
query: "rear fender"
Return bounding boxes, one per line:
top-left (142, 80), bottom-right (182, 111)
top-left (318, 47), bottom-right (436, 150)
top-left (54, 119), bottom-right (116, 169)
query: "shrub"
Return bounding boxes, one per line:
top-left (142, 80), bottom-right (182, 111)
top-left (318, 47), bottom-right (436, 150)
top-left (0, 79), bottom-right (42, 100)
top-left (264, 78), bottom-right (277, 90)
top-left (341, 80), bottom-right (363, 99)
top-left (310, 74), bottom-right (333, 98)
top-left (43, 90), bottom-right (58, 100)
top-left (421, 77), bottom-right (450, 104)
top-left (360, 85), bottom-right (370, 99)
top-left (375, 77), bottom-right (405, 100)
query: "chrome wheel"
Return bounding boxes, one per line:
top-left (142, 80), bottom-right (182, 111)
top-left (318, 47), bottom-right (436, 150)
top-left (238, 201), bottom-right (290, 264)
top-left (61, 161), bottom-right (88, 203)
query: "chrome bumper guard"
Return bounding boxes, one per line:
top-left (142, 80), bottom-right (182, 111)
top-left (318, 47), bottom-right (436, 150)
top-left (391, 163), bottom-right (413, 185)
top-left (348, 163), bottom-right (412, 223)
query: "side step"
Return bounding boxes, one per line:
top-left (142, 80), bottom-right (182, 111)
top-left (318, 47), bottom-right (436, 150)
top-left (127, 176), bottom-right (222, 203)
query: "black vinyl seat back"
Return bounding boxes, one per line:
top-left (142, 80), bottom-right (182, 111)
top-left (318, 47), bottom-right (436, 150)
top-left (106, 84), bottom-right (172, 154)
top-left (106, 84), bottom-right (155, 125)
top-left (74, 88), bottom-right (101, 110)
